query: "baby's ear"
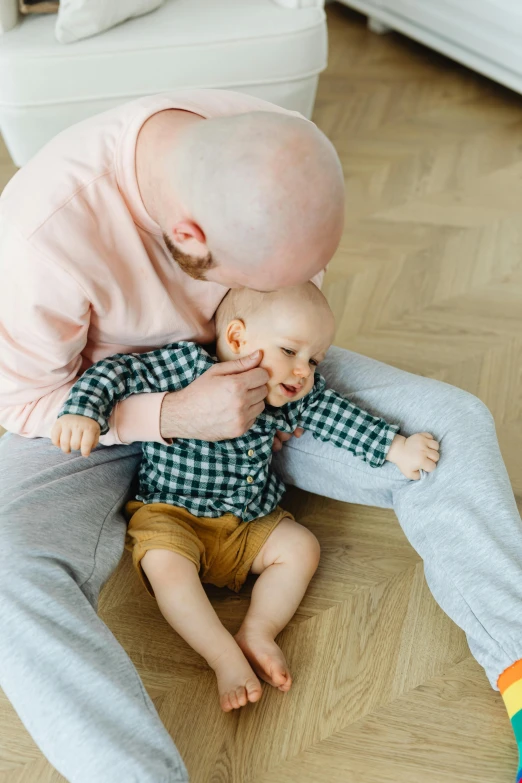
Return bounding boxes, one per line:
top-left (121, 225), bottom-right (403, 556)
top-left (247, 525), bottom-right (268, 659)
top-left (225, 319), bottom-right (246, 354)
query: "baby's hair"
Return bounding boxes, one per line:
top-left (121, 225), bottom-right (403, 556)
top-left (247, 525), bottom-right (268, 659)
top-left (215, 282), bottom-right (332, 336)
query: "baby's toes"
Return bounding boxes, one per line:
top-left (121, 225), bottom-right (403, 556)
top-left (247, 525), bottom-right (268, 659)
top-left (229, 688), bottom-right (242, 710)
top-left (269, 660), bottom-right (289, 688)
top-left (235, 686), bottom-right (248, 707)
top-left (246, 678), bottom-right (263, 704)
top-left (278, 671), bottom-right (292, 692)
top-left (221, 689), bottom-right (242, 712)
top-left (220, 692), bottom-right (233, 713)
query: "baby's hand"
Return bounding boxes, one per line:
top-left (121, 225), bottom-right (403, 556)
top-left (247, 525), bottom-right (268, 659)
top-left (51, 414), bottom-right (101, 458)
top-left (386, 432), bottom-right (440, 480)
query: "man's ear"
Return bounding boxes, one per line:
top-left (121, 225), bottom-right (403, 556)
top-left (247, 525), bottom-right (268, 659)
top-left (225, 319), bottom-right (247, 354)
top-left (171, 220), bottom-right (206, 247)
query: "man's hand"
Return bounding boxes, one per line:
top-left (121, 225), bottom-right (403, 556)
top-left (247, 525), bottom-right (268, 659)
top-left (386, 432), bottom-right (440, 480)
top-left (272, 427), bottom-right (304, 452)
top-left (51, 414), bottom-right (101, 457)
top-left (160, 351), bottom-right (269, 441)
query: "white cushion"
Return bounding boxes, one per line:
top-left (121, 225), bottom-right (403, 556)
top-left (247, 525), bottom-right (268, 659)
top-left (0, 0), bottom-right (326, 107)
top-left (55, 0), bottom-right (164, 44)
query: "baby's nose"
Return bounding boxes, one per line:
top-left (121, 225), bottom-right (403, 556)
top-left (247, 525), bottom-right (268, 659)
top-left (293, 363), bottom-right (311, 379)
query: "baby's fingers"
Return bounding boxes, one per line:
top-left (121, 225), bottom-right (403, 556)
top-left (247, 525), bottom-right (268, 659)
top-left (69, 428), bottom-right (83, 452)
top-left (51, 421), bottom-right (62, 448)
top-left (81, 428), bottom-right (98, 458)
top-left (421, 456), bottom-right (437, 473)
top-left (419, 433), bottom-right (439, 450)
top-left (59, 427), bottom-right (72, 454)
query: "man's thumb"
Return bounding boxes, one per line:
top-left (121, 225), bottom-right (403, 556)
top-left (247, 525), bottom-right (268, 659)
top-left (214, 351), bottom-right (262, 374)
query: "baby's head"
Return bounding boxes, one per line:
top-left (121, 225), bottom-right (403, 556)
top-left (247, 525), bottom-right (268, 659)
top-left (215, 282), bottom-right (335, 407)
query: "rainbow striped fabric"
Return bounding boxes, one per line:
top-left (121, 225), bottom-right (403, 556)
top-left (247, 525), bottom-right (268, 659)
top-left (499, 660), bottom-right (522, 782)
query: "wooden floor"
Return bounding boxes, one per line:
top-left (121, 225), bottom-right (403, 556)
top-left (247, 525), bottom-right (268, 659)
top-left (2, 4), bottom-right (522, 781)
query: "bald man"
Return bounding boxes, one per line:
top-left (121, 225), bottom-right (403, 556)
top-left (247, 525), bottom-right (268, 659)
top-left (1, 90), bottom-right (522, 783)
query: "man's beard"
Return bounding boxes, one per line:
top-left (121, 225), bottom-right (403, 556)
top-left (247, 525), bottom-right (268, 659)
top-left (163, 232), bottom-right (216, 281)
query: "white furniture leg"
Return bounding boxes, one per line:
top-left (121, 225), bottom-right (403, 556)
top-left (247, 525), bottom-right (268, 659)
top-left (368, 16), bottom-right (391, 35)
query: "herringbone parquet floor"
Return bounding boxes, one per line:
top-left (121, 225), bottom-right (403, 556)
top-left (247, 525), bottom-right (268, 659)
top-left (1, 4), bottom-right (522, 782)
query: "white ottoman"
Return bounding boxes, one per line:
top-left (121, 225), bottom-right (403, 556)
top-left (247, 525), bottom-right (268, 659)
top-left (0, 0), bottom-right (327, 165)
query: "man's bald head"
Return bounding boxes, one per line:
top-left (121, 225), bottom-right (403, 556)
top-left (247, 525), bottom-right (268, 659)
top-left (160, 111), bottom-right (345, 289)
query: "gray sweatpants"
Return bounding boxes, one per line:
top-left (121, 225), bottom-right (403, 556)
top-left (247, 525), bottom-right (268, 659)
top-left (1, 346), bottom-right (521, 782)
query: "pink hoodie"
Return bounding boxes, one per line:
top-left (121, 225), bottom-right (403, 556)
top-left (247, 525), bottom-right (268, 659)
top-left (0, 90), bottom-right (323, 445)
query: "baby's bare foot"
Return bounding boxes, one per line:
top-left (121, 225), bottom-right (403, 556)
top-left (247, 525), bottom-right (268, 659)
top-left (235, 628), bottom-right (292, 693)
top-left (209, 642), bottom-right (263, 712)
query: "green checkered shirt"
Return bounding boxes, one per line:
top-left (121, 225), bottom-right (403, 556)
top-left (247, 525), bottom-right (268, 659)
top-left (59, 342), bottom-right (399, 521)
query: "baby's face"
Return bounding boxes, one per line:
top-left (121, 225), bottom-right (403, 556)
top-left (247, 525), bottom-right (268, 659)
top-left (224, 301), bottom-right (335, 407)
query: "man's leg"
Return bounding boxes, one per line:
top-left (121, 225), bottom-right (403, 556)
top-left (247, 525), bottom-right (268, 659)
top-left (0, 434), bottom-right (188, 783)
top-left (273, 345), bottom-right (522, 688)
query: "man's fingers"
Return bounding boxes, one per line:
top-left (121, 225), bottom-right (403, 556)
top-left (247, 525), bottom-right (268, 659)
top-left (212, 361), bottom-right (269, 391)
top-left (247, 401), bottom-right (266, 420)
top-left (213, 351), bottom-right (264, 376)
top-left (273, 429), bottom-right (302, 452)
top-left (272, 436), bottom-right (283, 453)
top-left (239, 367), bottom-right (270, 391)
top-left (245, 384), bottom-right (269, 406)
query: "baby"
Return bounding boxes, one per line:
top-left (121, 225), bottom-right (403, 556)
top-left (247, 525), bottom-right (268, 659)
top-left (52, 283), bottom-right (440, 712)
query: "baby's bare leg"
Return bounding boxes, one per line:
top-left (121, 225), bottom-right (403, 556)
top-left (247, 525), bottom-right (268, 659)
top-left (235, 519), bottom-right (320, 692)
top-left (141, 549), bottom-right (262, 712)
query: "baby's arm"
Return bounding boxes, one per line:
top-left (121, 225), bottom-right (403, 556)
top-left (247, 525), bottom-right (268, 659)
top-left (298, 381), bottom-right (439, 479)
top-left (385, 431), bottom-right (439, 479)
top-left (52, 414), bottom-right (101, 457)
top-left (51, 342), bottom-right (211, 457)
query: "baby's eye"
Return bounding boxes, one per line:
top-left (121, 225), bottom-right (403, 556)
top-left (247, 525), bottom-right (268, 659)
top-left (282, 348), bottom-right (296, 357)
top-left (309, 359), bottom-right (318, 367)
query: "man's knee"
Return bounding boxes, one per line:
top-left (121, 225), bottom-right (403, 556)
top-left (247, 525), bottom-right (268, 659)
top-left (420, 386), bottom-right (498, 477)
top-left (437, 385), bottom-right (495, 431)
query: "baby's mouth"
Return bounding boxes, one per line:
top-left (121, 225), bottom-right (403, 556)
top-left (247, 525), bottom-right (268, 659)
top-left (279, 383), bottom-right (301, 398)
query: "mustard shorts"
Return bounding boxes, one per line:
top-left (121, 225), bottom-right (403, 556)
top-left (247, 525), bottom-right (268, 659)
top-left (125, 501), bottom-right (293, 596)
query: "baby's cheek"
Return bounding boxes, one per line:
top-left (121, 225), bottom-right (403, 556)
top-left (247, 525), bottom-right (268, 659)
top-left (266, 387), bottom-right (287, 408)
top-left (259, 357), bottom-right (276, 378)
top-left (266, 389), bottom-right (281, 406)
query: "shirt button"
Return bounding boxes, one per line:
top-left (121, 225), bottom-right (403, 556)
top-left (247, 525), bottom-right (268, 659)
top-left (248, 449), bottom-right (254, 457)
top-left (246, 475), bottom-right (254, 484)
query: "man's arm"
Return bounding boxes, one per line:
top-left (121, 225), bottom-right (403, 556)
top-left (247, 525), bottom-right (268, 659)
top-left (0, 225), bottom-right (269, 445)
top-left (59, 342), bottom-right (207, 435)
top-left (0, 225), bottom-right (92, 439)
top-left (0, 225), bottom-right (176, 446)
